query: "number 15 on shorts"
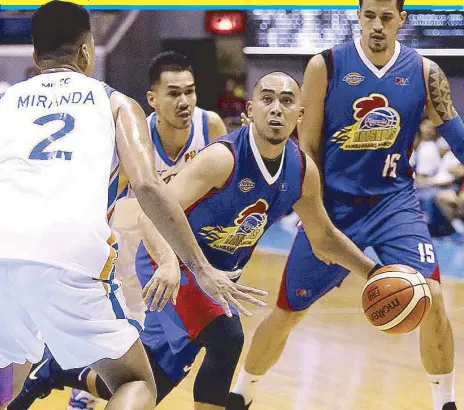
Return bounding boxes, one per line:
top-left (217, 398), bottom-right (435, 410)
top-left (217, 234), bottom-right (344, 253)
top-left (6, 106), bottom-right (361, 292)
top-left (418, 243), bottom-right (435, 263)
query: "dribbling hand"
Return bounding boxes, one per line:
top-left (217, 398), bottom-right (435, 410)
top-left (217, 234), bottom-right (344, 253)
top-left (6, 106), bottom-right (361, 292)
top-left (195, 266), bottom-right (267, 317)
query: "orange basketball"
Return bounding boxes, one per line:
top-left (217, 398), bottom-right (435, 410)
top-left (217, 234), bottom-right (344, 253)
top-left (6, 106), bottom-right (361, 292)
top-left (362, 264), bottom-right (432, 334)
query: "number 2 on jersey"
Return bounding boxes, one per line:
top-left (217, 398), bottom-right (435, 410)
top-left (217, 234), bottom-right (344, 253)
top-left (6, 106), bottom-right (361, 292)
top-left (29, 113), bottom-right (75, 160)
top-left (382, 153), bottom-right (401, 178)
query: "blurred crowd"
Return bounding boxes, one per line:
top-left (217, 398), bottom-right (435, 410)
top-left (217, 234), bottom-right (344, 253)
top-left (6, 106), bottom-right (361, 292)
top-left (412, 116), bottom-right (464, 239)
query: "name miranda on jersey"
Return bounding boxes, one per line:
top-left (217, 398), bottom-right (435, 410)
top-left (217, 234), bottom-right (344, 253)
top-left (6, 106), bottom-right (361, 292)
top-left (17, 91), bottom-right (95, 109)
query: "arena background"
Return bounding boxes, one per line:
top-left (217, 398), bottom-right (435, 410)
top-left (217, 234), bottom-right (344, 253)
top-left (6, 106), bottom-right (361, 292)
top-left (0, 7), bottom-right (463, 409)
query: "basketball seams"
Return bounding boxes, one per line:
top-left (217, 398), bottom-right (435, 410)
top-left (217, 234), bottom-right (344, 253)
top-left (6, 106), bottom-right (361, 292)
top-left (376, 285), bottom-right (430, 331)
top-left (362, 265), bottom-right (432, 334)
top-left (363, 281), bottom-right (412, 313)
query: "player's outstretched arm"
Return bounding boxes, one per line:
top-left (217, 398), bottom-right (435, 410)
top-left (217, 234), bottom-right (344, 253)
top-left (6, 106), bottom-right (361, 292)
top-left (206, 110), bottom-right (228, 141)
top-left (423, 57), bottom-right (464, 163)
top-left (293, 155), bottom-right (376, 279)
top-left (139, 211), bottom-right (181, 312)
top-left (111, 92), bottom-right (267, 316)
top-left (298, 54), bottom-right (328, 169)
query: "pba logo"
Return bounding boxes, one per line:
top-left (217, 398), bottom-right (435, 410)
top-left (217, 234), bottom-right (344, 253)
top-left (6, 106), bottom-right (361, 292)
top-left (395, 77), bottom-right (410, 86)
top-left (199, 199), bottom-right (269, 254)
top-left (331, 93), bottom-right (401, 151)
top-left (343, 72), bottom-right (365, 86)
top-left (238, 178), bottom-right (255, 192)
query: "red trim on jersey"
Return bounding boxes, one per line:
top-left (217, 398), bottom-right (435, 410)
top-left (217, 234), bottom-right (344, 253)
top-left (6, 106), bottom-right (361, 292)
top-left (173, 265), bottom-right (226, 340)
top-left (185, 141), bottom-right (236, 216)
top-left (276, 234), bottom-right (299, 311)
top-left (296, 143), bottom-right (305, 196)
top-left (421, 57), bottom-right (428, 108)
top-left (429, 265), bottom-right (441, 283)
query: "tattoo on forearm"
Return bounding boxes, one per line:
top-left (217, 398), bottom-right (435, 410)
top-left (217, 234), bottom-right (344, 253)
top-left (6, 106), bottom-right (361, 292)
top-left (428, 62), bottom-right (458, 121)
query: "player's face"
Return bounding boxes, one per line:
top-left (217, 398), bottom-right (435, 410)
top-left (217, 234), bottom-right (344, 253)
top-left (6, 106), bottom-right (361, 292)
top-left (358, 0), bottom-right (407, 53)
top-left (248, 75), bottom-right (303, 145)
top-left (148, 70), bottom-right (197, 130)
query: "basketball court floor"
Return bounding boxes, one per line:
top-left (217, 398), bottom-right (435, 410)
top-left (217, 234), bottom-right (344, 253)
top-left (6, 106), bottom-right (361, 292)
top-left (30, 224), bottom-right (464, 410)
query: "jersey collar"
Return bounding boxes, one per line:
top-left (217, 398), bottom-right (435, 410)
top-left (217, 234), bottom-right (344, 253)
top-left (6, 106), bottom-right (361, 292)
top-left (354, 37), bottom-right (401, 79)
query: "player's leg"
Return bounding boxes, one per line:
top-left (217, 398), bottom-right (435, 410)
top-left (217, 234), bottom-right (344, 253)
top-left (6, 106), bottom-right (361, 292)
top-left (0, 363), bottom-right (32, 409)
top-left (372, 199), bottom-right (456, 410)
top-left (0, 261), bottom-right (46, 408)
top-left (228, 227), bottom-right (350, 409)
top-left (90, 339), bottom-right (156, 410)
top-left (193, 315), bottom-right (244, 410)
top-left (19, 262), bottom-right (156, 410)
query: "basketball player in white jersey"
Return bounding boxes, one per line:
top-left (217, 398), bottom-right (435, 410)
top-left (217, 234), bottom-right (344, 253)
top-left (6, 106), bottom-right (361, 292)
top-left (66, 51), bottom-right (227, 409)
top-left (0, 3), bottom-right (266, 409)
top-left (113, 50), bottom-right (227, 324)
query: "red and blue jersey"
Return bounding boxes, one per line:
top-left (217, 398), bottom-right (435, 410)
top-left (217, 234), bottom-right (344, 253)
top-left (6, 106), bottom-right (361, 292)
top-left (323, 39), bottom-right (426, 197)
top-left (185, 124), bottom-right (305, 272)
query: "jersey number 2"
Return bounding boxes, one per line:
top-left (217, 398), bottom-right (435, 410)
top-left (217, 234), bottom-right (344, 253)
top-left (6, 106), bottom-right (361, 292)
top-left (29, 113), bottom-right (75, 160)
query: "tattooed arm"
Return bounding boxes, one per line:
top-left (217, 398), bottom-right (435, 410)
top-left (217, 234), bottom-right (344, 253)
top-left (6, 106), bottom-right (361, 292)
top-left (423, 57), bottom-right (464, 163)
top-left (423, 58), bottom-right (459, 125)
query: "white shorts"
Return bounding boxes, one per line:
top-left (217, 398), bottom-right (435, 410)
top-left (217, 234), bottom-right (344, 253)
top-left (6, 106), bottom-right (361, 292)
top-left (0, 259), bottom-right (140, 370)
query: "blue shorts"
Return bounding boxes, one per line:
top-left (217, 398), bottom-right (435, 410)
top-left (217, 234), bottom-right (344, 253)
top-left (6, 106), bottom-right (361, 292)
top-left (135, 242), bottom-right (238, 384)
top-left (278, 186), bottom-right (441, 312)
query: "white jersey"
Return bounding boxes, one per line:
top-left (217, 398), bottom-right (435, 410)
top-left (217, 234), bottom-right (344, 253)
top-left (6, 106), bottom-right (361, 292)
top-left (0, 71), bottom-right (123, 279)
top-left (148, 106), bottom-right (210, 183)
top-left (113, 107), bottom-right (210, 321)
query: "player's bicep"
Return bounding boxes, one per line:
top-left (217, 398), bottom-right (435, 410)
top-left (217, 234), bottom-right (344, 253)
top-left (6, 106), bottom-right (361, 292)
top-left (112, 91), bottom-right (161, 191)
top-left (423, 58), bottom-right (459, 126)
top-left (207, 111), bottom-right (228, 141)
top-left (167, 142), bottom-right (234, 210)
top-left (293, 156), bottom-right (334, 244)
top-left (298, 54), bottom-right (328, 162)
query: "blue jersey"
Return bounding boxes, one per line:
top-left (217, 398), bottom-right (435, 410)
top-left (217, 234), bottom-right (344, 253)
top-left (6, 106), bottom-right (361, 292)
top-left (186, 125), bottom-right (305, 272)
top-left (323, 39), bottom-right (426, 196)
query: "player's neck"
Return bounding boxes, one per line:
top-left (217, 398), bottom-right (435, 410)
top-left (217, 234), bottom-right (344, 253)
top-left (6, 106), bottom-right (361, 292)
top-left (251, 125), bottom-right (286, 160)
top-left (360, 38), bottom-right (396, 67)
top-left (39, 62), bottom-right (84, 75)
top-left (156, 119), bottom-right (192, 160)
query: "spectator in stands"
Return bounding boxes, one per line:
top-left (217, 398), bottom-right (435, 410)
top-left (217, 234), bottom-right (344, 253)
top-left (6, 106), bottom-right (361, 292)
top-left (435, 164), bottom-right (464, 237)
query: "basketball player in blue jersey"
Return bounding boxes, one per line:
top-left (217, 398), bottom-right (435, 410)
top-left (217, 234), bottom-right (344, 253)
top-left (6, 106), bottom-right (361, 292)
top-left (10, 71), bottom-right (383, 410)
top-left (0, 3), bottom-right (267, 410)
top-left (229, 1), bottom-right (463, 410)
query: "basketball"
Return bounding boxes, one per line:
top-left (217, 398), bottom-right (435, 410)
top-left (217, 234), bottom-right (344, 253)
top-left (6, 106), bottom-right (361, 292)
top-left (362, 265), bottom-right (432, 334)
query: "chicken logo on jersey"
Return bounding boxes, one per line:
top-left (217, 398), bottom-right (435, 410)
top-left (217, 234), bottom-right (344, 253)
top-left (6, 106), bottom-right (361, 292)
top-left (331, 93), bottom-right (401, 150)
top-left (199, 199), bottom-right (269, 254)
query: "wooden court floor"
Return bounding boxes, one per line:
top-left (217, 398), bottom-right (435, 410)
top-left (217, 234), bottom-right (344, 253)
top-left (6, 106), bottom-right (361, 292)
top-left (30, 251), bottom-right (464, 410)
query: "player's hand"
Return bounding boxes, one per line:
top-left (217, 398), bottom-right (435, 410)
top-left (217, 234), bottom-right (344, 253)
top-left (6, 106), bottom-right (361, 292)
top-left (240, 113), bottom-right (251, 126)
top-left (142, 262), bottom-right (181, 311)
top-left (195, 266), bottom-right (267, 318)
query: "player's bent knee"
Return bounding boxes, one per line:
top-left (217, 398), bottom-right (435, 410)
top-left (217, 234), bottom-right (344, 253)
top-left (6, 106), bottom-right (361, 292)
top-left (270, 306), bottom-right (308, 332)
top-left (423, 278), bottom-right (448, 321)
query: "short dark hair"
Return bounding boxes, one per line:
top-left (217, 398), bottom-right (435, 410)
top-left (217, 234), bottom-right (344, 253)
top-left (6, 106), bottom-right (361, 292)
top-left (359, 0), bottom-right (405, 12)
top-left (32, 1), bottom-right (91, 61)
top-left (148, 51), bottom-right (194, 87)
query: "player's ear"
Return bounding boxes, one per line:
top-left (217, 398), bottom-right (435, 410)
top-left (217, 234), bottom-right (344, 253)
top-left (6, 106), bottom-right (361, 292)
top-left (297, 107), bottom-right (305, 123)
top-left (399, 11), bottom-right (407, 28)
top-left (146, 90), bottom-right (157, 110)
top-left (79, 43), bottom-right (91, 70)
top-left (246, 101), bottom-right (253, 120)
top-left (357, 9), bottom-right (361, 22)
top-left (32, 51), bottom-right (39, 69)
